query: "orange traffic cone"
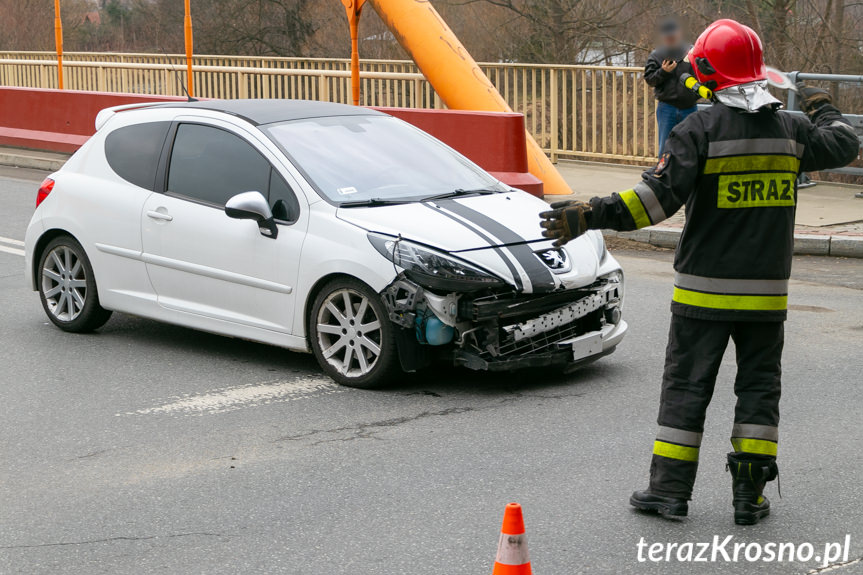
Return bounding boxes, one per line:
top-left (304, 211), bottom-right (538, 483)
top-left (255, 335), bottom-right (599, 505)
top-left (492, 503), bottom-right (532, 574)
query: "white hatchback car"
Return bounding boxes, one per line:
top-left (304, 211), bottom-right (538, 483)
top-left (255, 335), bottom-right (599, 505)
top-left (25, 99), bottom-right (627, 387)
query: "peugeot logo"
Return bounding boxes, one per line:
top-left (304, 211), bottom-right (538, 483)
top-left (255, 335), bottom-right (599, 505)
top-left (535, 248), bottom-right (571, 273)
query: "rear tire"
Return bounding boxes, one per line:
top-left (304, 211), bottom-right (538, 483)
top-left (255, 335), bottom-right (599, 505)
top-left (37, 236), bottom-right (112, 333)
top-left (308, 277), bottom-right (401, 388)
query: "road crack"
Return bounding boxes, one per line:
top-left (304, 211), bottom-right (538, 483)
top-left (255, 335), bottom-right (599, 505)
top-left (807, 556), bottom-right (863, 573)
top-left (274, 389), bottom-right (586, 445)
top-left (0, 532), bottom-right (227, 550)
top-left (275, 406), bottom-right (477, 445)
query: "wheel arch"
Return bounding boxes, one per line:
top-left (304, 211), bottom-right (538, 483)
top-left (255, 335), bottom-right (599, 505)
top-left (30, 228), bottom-right (79, 290)
top-left (302, 272), bottom-right (368, 344)
top-left (303, 272), bottom-right (403, 388)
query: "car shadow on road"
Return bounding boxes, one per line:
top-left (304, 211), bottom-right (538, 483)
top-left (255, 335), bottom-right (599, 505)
top-left (383, 361), bottom-right (619, 397)
top-left (96, 313), bottom-right (322, 372)
top-left (94, 313), bottom-right (624, 397)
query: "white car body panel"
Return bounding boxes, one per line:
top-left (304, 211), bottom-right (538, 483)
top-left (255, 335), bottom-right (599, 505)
top-left (24, 100), bottom-right (627, 372)
top-left (337, 191), bottom-right (549, 251)
top-left (337, 193), bottom-right (607, 291)
top-left (139, 114), bottom-right (307, 333)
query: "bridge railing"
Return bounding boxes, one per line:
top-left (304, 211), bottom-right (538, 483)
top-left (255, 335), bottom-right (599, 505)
top-left (0, 51), bottom-right (659, 163)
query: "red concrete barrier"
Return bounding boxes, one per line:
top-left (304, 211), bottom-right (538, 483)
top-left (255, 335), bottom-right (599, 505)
top-left (0, 87), bottom-right (186, 153)
top-left (0, 87), bottom-right (542, 196)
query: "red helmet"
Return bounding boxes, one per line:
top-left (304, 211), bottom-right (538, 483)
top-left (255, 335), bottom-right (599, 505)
top-left (689, 19), bottom-right (766, 91)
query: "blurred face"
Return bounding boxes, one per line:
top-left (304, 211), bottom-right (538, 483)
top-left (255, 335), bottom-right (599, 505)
top-left (661, 30), bottom-right (683, 47)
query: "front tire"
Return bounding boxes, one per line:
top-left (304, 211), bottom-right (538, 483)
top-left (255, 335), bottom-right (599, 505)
top-left (38, 236), bottom-right (112, 333)
top-left (308, 278), bottom-right (401, 388)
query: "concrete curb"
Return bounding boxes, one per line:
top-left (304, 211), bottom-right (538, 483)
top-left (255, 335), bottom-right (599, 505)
top-left (604, 227), bottom-right (863, 259)
top-left (0, 151), bottom-right (66, 172)
top-left (830, 236), bottom-right (863, 258)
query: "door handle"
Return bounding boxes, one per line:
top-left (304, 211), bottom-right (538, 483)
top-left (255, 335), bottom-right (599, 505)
top-left (146, 210), bottom-right (173, 222)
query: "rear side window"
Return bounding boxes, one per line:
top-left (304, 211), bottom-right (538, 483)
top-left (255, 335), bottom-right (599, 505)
top-left (167, 124), bottom-right (270, 207)
top-left (104, 121), bottom-right (171, 191)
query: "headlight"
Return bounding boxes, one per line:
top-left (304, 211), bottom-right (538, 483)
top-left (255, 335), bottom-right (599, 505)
top-left (368, 234), bottom-right (505, 292)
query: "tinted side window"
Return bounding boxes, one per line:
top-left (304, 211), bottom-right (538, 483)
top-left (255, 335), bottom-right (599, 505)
top-left (105, 121), bottom-right (171, 191)
top-left (269, 169), bottom-right (300, 223)
top-left (167, 124), bottom-right (270, 207)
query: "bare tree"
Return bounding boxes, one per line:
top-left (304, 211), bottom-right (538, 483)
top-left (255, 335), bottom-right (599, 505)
top-left (0, 0), bottom-right (859, 82)
top-left (454, 0), bottom-right (651, 63)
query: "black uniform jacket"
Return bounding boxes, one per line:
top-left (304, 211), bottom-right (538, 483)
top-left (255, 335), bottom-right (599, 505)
top-left (644, 45), bottom-right (700, 109)
top-left (588, 102), bottom-right (859, 321)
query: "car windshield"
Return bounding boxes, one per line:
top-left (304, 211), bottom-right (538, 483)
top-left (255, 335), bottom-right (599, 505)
top-left (263, 115), bottom-right (505, 204)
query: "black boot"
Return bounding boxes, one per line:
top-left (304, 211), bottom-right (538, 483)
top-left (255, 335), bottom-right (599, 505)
top-left (630, 490), bottom-right (689, 518)
top-left (726, 452), bottom-right (778, 525)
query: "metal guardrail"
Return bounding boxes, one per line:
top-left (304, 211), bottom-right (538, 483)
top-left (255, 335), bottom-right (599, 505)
top-left (2, 51), bottom-right (862, 173)
top-left (0, 51), bottom-right (660, 164)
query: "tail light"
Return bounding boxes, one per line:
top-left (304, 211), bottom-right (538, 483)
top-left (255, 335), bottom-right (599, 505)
top-left (36, 178), bottom-right (55, 208)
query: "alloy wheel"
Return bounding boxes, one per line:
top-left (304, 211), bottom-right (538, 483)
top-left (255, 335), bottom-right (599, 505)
top-left (316, 289), bottom-right (383, 378)
top-left (41, 245), bottom-right (87, 322)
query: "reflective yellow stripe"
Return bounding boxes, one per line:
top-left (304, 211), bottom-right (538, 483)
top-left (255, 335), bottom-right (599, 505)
top-left (704, 154), bottom-right (800, 174)
top-left (619, 189), bottom-right (651, 229)
top-left (717, 173), bottom-right (796, 208)
top-left (653, 440), bottom-right (700, 461)
top-left (673, 287), bottom-right (788, 311)
top-left (732, 438), bottom-right (778, 456)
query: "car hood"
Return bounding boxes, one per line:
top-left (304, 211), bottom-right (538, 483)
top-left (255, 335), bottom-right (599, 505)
top-left (337, 191), bottom-right (604, 292)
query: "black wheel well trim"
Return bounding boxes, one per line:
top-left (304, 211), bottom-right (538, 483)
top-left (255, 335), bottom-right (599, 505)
top-left (30, 229), bottom-right (78, 291)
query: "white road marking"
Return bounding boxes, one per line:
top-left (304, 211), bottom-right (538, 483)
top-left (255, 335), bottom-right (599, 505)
top-left (122, 376), bottom-right (349, 416)
top-left (0, 236), bottom-right (25, 247)
top-left (0, 236), bottom-right (25, 256)
top-left (0, 244), bottom-right (25, 257)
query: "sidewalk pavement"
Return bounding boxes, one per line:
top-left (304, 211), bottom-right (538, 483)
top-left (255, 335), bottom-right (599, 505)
top-left (0, 146), bottom-right (69, 172)
top-left (1, 147), bottom-right (861, 257)
top-left (555, 160), bottom-right (863, 258)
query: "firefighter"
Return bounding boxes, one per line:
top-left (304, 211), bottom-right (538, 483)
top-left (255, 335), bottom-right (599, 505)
top-left (540, 19), bottom-right (859, 525)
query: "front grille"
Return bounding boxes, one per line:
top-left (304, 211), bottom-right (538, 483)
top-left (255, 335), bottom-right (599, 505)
top-left (461, 276), bottom-right (621, 362)
top-left (462, 288), bottom-right (593, 323)
top-left (491, 309), bottom-right (604, 358)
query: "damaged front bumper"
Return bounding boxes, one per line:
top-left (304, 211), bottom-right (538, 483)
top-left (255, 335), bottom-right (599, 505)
top-left (381, 271), bottom-right (627, 372)
top-left (454, 319), bottom-right (627, 371)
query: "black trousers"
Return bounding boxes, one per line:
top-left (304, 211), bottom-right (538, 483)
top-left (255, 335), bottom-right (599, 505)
top-left (649, 315), bottom-right (783, 499)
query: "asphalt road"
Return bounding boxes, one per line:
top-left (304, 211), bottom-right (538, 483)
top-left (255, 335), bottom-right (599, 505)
top-left (1, 167), bottom-right (862, 575)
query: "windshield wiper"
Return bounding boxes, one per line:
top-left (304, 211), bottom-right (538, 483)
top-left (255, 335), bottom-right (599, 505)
top-left (339, 198), bottom-right (413, 208)
top-left (421, 188), bottom-right (503, 202)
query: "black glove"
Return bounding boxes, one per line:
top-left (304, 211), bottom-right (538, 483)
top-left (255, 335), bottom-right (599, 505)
top-left (539, 200), bottom-right (592, 247)
top-left (798, 83), bottom-right (833, 116)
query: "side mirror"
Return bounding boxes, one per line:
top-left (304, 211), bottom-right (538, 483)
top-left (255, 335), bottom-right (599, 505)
top-left (225, 191), bottom-right (278, 239)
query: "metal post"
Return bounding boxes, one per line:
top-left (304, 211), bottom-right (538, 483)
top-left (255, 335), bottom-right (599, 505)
top-left (549, 71), bottom-right (558, 163)
top-left (786, 71), bottom-right (800, 110)
top-left (342, 0), bottom-right (366, 106)
top-left (184, 0), bottom-right (194, 97)
top-left (54, 0), bottom-right (64, 89)
top-left (318, 74), bottom-right (330, 102)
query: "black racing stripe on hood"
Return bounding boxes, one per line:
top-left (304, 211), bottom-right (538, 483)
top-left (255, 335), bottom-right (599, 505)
top-left (435, 199), bottom-right (557, 292)
top-left (422, 203), bottom-right (524, 291)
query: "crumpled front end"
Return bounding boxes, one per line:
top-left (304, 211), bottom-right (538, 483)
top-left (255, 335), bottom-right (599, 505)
top-left (380, 267), bottom-right (627, 372)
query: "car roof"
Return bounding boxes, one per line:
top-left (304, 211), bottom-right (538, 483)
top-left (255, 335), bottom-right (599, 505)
top-left (152, 99), bottom-right (386, 126)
